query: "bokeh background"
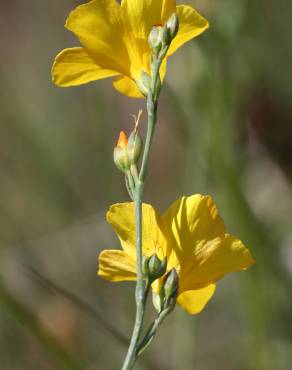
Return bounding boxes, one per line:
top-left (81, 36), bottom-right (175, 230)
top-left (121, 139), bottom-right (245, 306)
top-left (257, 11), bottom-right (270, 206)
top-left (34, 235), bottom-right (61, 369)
top-left (1, 0), bottom-right (292, 369)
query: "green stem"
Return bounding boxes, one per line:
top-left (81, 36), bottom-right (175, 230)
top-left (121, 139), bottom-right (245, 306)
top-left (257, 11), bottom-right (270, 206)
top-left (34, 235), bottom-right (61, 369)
top-left (130, 164), bottom-right (139, 185)
top-left (136, 304), bottom-right (174, 357)
top-left (121, 281), bottom-right (149, 370)
top-left (121, 58), bottom-right (161, 370)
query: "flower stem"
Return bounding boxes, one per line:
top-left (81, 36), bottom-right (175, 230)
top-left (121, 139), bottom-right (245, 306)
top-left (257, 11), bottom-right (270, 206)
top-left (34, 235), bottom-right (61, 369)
top-left (121, 59), bottom-right (161, 370)
top-left (136, 303), bottom-right (175, 357)
top-left (121, 279), bottom-right (149, 370)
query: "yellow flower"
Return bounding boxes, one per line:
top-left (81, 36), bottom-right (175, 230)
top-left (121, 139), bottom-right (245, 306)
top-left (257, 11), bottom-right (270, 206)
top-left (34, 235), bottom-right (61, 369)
top-left (51, 0), bottom-right (209, 98)
top-left (98, 195), bottom-right (255, 314)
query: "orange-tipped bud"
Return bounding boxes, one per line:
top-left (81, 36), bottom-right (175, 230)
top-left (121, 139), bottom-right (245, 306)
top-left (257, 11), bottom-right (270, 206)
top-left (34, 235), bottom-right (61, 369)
top-left (114, 131), bottom-right (130, 173)
top-left (117, 131), bottom-right (128, 149)
top-left (113, 118), bottom-right (143, 173)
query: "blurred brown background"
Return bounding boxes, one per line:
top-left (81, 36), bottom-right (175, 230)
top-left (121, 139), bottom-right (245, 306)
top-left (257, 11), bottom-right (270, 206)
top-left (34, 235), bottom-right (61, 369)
top-left (0, 1), bottom-right (292, 369)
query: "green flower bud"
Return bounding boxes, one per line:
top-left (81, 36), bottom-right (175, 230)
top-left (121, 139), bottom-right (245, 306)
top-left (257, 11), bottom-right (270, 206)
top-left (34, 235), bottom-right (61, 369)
top-left (161, 24), bottom-right (171, 46)
top-left (127, 130), bottom-right (143, 165)
top-left (136, 71), bottom-right (151, 96)
top-left (113, 131), bottom-right (130, 172)
top-left (162, 268), bottom-right (179, 299)
top-left (166, 13), bottom-right (179, 40)
top-left (143, 254), bottom-right (167, 283)
top-left (148, 26), bottom-right (163, 51)
top-left (148, 255), bottom-right (167, 281)
top-left (152, 291), bottom-right (163, 312)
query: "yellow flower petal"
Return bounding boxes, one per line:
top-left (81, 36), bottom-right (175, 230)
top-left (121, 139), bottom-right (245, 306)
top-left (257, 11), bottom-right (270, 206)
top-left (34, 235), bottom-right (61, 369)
top-left (51, 47), bottom-right (120, 87)
top-left (112, 76), bottom-right (144, 98)
top-left (167, 5), bottom-right (209, 56)
top-left (106, 203), bottom-right (166, 260)
top-left (177, 284), bottom-right (216, 315)
top-left (121, 0), bottom-right (176, 40)
top-left (159, 57), bottom-right (168, 82)
top-left (121, 0), bottom-right (175, 78)
top-left (162, 195), bottom-right (226, 269)
top-left (180, 235), bottom-right (255, 291)
top-left (98, 250), bottom-right (136, 282)
top-left (65, 0), bottom-right (129, 75)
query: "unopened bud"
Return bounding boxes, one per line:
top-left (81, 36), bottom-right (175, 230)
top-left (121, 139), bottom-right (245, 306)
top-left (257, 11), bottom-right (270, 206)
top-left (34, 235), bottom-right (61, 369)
top-left (143, 254), bottom-right (167, 283)
top-left (162, 268), bottom-right (179, 299)
top-left (148, 14), bottom-right (179, 60)
top-left (113, 131), bottom-right (130, 172)
top-left (166, 13), bottom-right (179, 40)
top-left (152, 291), bottom-right (163, 312)
top-left (148, 255), bottom-right (167, 281)
top-left (127, 131), bottom-right (143, 165)
top-left (148, 26), bottom-right (163, 51)
top-left (136, 71), bottom-right (151, 96)
top-left (161, 24), bottom-right (170, 45)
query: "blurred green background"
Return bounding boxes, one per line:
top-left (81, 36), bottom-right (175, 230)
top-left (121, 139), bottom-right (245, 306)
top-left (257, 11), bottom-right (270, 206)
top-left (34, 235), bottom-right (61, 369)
top-left (1, 0), bottom-right (292, 369)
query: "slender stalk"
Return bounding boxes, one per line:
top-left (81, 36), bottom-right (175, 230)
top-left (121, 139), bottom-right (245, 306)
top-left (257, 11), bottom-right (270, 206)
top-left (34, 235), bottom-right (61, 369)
top-left (121, 59), bottom-right (161, 370)
top-left (121, 280), bottom-right (149, 370)
top-left (136, 302), bottom-right (175, 357)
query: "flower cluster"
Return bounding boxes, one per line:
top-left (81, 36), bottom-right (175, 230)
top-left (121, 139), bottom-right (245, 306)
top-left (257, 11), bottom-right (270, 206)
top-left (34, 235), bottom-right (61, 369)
top-left (98, 195), bottom-right (255, 314)
top-left (51, 0), bottom-right (209, 98)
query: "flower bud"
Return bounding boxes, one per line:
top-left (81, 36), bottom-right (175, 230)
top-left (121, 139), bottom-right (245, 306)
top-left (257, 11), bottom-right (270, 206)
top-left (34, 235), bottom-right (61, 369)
top-left (148, 255), bottom-right (167, 281)
top-left (162, 268), bottom-right (179, 299)
top-left (143, 254), bottom-right (167, 283)
top-left (148, 26), bottom-right (163, 51)
top-left (161, 24), bottom-right (171, 46)
top-left (136, 71), bottom-right (151, 96)
top-left (113, 131), bottom-right (131, 172)
top-left (166, 13), bottom-right (179, 40)
top-left (152, 291), bottom-right (163, 312)
top-left (127, 130), bottom-right (143, 165)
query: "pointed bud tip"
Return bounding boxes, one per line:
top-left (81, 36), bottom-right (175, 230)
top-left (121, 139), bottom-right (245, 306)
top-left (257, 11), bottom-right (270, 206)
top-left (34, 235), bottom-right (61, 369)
top-left (117, 131), bottom-right (128, 148)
